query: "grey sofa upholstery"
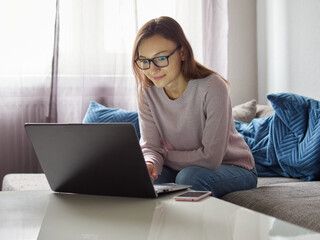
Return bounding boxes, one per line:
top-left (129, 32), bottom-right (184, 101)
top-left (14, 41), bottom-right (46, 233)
top-left (222, 177), bottom-right (320, 233)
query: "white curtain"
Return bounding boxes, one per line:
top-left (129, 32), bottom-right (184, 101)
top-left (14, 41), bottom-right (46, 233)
top-left (202, 0), bottom-right (228, 79)
top-left (0, 0), bottom-right (228, 187)
top-left (56, 0), bottom-right (228, 122)
top-left (0, 0), bottom-right (56, 187)
top-left (257, 0), bottom-right (320, 103)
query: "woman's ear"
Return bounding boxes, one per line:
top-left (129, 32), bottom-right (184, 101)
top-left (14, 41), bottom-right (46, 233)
top-left (180, 47), bottom-right (185, 61)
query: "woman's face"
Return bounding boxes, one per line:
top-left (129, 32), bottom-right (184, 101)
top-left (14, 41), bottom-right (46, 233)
top-left (137, 34), bottom-right (186, 90)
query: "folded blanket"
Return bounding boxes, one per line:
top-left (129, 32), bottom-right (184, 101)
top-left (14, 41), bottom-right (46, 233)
top-left (235, 93), bottom-right (320, 181)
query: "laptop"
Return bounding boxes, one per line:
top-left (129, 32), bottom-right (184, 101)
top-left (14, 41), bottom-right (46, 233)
top-left (25, 123), bottom-right (190, 198)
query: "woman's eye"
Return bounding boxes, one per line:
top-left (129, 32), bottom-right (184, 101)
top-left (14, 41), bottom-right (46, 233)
top-left (156, 57), bottom-right (166, 61)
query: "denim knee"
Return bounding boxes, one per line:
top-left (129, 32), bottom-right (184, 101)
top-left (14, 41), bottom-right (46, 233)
top-left (175, 165), bottom-right (258, 197)
top-left (175, 166), bottom-right (209, 191)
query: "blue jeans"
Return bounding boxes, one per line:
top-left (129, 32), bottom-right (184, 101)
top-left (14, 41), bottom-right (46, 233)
top-left (154, 165), bottom-right (258, 198)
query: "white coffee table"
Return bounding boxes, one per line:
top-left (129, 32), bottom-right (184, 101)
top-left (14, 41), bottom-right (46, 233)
top-left (0, 190), bottom-right (318, 240)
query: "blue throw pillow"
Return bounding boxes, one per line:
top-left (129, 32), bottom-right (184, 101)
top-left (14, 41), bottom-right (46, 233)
top-left (83, 101), bottom-right (140, 139)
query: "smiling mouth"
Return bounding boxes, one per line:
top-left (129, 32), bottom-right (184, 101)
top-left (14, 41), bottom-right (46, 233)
top-left (153, 75), bottom-right (166, 81)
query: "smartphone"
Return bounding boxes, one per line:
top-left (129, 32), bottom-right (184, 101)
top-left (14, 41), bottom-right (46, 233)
top-left (173, 191), bottom-right (212, 201)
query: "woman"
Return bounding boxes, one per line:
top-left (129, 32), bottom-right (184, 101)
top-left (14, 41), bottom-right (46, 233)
top-left (132, 16), bottom-right (257, 197)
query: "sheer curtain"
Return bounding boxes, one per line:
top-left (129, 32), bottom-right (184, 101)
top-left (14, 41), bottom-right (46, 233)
top-left (0, 0), bottom-right (228, 187)
top-left (0, 0), bottom-right (56, 187)
top-left (56, 0), bottom-right (228, 122)
top-left (202, 0), bottom-right (228, 78)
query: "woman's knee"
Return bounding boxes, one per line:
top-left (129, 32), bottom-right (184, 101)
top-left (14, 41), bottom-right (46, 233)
top-left (175, 165), bottom-right (258, 197)
top-left (175, 166), bottom-right (208, 190)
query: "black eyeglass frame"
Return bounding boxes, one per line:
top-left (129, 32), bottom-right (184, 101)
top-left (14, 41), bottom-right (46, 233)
top-left (135, 45), bottom-right (182, 70)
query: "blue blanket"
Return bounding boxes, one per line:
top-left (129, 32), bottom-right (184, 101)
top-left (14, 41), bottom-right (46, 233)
top-left (235, 93), bottom-right (320, 181)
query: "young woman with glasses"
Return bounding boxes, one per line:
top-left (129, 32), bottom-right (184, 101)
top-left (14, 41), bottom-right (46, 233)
top-left (132, 16), bottom-right (257, 198)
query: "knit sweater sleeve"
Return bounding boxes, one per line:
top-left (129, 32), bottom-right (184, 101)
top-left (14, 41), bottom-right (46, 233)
top-left (166, 77), bottom-right (232, 170)
top-left (138, 91), bottom-right (166, 173)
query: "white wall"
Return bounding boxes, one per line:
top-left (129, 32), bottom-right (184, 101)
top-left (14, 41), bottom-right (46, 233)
top-left (257, 0), bottom-right (320, 103)
top-left (228, 0), bottom-right (258, 106)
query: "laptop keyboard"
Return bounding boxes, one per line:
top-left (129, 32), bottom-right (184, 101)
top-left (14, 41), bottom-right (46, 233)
top-left (154, 184), bottom-right (172, 191)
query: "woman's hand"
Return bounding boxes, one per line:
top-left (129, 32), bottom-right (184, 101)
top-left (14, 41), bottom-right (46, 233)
top-left (146, 162), bottom-right (158, 181)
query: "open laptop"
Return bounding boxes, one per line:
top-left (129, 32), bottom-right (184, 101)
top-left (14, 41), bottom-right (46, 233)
top-left (25, 123), bottom-right (190, 198)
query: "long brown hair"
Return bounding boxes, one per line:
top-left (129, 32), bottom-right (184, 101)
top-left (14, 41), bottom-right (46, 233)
top-left (132, 16), bottom-right (229, 103)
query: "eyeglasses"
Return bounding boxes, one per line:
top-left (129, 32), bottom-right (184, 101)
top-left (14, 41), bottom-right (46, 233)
top-left (135, 45), bottom-right (182, 70)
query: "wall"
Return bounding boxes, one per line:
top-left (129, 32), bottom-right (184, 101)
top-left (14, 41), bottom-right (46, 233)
top-left (228, 0), bottom-right (258, 106)
top-left (257, 0), bottom-right (320, 104)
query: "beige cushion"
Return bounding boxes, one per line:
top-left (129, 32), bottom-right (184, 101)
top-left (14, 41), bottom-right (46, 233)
top-left (232, 99), bottom-right (257, 123)
top-left (256, 104), bottom-right (274, 118)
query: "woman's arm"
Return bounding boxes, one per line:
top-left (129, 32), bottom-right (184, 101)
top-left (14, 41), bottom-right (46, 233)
top-left (138, 91), bottom-right (166, 174)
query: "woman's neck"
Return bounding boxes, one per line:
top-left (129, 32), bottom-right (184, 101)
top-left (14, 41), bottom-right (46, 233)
top-left (164, 77), bottom-right (189, 100)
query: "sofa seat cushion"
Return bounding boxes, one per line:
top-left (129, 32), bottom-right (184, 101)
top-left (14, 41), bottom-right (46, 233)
top-left (2, 174), bottom-right (49, 191)
top-left (222, 181), bottom-right (320, 233)
top-left (257, 177), bottom-right (302, 187)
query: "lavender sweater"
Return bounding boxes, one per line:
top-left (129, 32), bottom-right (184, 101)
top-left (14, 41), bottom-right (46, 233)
top-left (138, 74), bottom-right (254, 174)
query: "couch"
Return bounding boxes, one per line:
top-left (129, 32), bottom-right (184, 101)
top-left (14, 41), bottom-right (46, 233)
top-left (222, 96), bottom-right (320, 233)
top-left (2, 94), bottom-right (320, 233)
